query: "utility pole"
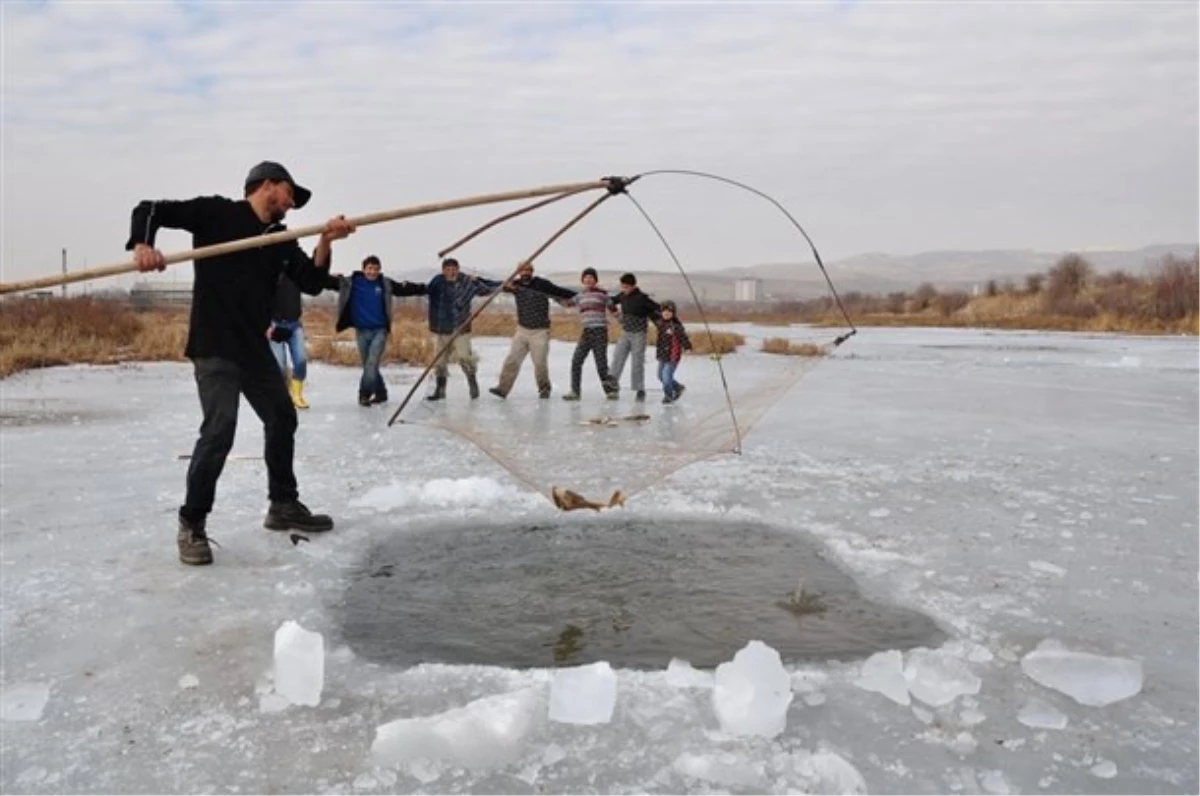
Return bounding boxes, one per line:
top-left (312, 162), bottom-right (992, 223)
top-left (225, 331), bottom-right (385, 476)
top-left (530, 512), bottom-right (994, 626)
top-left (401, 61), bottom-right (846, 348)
top-left (61, 248), bottom-right (67, 298)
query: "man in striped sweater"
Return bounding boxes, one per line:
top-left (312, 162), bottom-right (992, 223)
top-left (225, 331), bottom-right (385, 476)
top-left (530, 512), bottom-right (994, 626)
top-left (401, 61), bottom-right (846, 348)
top-left (563, 267), bottom-right (620, 401)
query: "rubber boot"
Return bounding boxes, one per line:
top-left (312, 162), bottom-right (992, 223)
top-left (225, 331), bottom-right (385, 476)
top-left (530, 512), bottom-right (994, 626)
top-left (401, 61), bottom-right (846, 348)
top-left (289, 378), bottom-right (309, 409)
top-left (466, 371), bottom-right (480, 400)
top-left (426, 376), bottom-right (447, 401)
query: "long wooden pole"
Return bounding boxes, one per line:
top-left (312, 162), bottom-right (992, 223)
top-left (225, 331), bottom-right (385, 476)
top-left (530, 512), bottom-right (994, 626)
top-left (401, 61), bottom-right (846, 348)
top-left (387, 190), bottom-right (615, 427)
top-left (436, 185), bottom-right (595, 259)
top-left (0, 178), bottom-right (615, 296)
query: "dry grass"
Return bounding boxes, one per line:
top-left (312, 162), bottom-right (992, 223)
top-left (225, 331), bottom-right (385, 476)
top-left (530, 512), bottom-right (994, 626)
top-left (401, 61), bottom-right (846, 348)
top-left (761, 337), bottom-right (828, 357)
top-left (0, 297), bottom-right (170, 378)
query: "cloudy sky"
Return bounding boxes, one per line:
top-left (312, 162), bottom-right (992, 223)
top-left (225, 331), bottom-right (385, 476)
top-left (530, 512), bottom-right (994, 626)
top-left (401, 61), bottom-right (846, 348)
top-left (2, 1), bottom-right (1197, 288)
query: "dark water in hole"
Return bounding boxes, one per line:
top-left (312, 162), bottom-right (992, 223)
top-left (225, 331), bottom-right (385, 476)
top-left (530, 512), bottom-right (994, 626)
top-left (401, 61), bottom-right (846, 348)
top-left (332, 518), bottom-right (944, 669)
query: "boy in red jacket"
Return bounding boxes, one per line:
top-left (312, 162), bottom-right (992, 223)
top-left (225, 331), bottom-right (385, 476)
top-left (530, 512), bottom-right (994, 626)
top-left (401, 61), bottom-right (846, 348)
top-left (653, 300), bottom-right (692, 403)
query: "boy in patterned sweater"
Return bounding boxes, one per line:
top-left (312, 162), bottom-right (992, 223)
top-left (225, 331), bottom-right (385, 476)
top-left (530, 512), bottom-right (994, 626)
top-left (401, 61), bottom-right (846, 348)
top-left (654, 300), bottom-right (692, 403)
top-left (563, 267), bottom-right (620, 401)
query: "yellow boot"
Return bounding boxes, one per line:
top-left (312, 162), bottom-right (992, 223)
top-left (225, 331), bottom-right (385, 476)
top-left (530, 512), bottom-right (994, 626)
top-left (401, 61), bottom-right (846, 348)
top-left (289, 378), bottom-right (309, 409)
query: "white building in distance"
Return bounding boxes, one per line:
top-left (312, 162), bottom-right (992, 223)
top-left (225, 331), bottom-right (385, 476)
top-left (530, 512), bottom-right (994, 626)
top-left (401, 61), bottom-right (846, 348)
top-left (733, 277), bottom-right (764, 302)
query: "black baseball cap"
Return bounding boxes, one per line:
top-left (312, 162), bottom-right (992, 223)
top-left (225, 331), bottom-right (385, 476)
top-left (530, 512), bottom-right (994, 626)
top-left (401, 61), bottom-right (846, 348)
top-left (244, 161), bottom-right (311, 209)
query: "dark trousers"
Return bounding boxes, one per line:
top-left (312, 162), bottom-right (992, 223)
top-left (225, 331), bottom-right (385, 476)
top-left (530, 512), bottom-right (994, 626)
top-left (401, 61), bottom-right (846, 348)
top-left (570, 327), bottom-right (614, 394)
top-left (180, 357), bottom-right (299, 521)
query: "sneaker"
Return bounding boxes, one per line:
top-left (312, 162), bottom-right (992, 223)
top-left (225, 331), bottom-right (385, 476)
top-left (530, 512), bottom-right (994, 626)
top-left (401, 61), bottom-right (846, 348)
top-left (662, 394), bottom-right (675, 405)
top-left (488, 386), bottom-right (507, 399)
top-left (178, 515), bottom-right (213, 566)
top-left (562, 392), bottom-right (580, 402)
top-left (674, 383), bottom-right (686, 401)
top-left (605, 390), bottom-right (620, 401)
top-left (635, 390), bottom-right (646, 401)
top-left (358, 394), bottom-right (372, 407)
top-left (538, 387), bottom-right (552, 399)
top-left (264, 499), bottom-right (334, 533)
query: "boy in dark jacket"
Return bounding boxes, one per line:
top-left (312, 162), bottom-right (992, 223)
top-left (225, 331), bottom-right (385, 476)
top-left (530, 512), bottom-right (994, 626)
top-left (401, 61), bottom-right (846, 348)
top-left (423, 258), bottom-right (502, 401)
top-left (324, 255), bottom-right (426, 406)
top-left (608, 272), bottom-right (660, 402)
top-left (653, 300), bottom-right (692, 403)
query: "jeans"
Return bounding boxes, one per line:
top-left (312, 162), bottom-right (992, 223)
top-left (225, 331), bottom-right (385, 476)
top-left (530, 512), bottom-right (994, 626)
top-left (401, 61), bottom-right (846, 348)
top-left (180, 356), bottom-right (299, 521)
top-left (658, 360), bottom-right (681, 399)
top-left (269, 320), bottom-right (307, 381)
top-left (355, 327), bottom-right (389, 398)
top-left (609, 329), bottom-right (647, 392)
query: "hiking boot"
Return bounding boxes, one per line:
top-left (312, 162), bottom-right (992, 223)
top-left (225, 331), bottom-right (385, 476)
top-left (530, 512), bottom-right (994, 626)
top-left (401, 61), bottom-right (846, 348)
top-left (605, 388), bottom-right (620, 401)
top-left (538, 387), bottom-right (551, 399)
top-left (489, 386), bottom-right (507, 399)
top-left (562, 392), bottom-right (580, 402)
top-left (358, 393), bottom-right (372, 407)
top-left (264, 499), bottom-right (334, 533)
top-left (178, 515), bottom-right (213, 566)
top-left (635, 390), bottom-right (646, 401)
top-left (466, 373), bottom-right (480, 400)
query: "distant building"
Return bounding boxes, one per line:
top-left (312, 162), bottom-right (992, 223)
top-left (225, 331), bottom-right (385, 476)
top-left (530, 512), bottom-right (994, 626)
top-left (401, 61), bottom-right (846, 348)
top-left (130, 281), bottom-right (193, 308)
top-left (733, 277), bottom-right (763, 302)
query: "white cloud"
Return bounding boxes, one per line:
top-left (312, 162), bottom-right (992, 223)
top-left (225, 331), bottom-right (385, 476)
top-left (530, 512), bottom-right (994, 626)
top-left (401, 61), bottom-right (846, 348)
top-left (1, 1), bottom-right (1196, 289)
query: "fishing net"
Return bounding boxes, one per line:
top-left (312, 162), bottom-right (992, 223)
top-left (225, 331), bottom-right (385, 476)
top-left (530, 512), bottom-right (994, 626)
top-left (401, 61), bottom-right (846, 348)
top-left (386, 170), bottom-right (856, 508)
top-left (394, 329), bottom-right (837, 506)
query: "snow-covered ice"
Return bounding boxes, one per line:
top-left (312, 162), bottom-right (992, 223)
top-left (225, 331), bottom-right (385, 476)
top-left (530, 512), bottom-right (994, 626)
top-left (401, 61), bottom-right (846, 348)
top-left (1020, 638), bottom-right (1144, 706)
top-left (547, 661), bottom-right (617, 725)
top-left (711, 640), bottom-right (794, 738)
top-left (1, 326), bottom-right (1196, 793)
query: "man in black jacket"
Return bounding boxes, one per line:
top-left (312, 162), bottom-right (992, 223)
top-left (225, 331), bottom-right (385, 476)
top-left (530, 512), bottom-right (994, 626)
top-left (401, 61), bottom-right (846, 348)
top-left (608, 272), bottom-right (661, 401)
top-left (488, 261), bottom-right (576, 399)
top-left (130, 161), bottom-right (355, 566)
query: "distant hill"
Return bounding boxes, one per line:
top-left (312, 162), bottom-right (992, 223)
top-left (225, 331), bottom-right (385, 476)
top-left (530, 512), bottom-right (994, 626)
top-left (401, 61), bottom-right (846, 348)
top-left (383, 244), bottom-right (1197, 303)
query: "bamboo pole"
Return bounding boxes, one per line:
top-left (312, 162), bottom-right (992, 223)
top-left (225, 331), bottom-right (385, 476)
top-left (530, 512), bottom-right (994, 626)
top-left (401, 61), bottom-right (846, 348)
top-left (0, 178), bottom-right (615, 296)
top-left (436, 185), bottom-right (595, 259)
top-left (387, 190), bottom-right (615, 427)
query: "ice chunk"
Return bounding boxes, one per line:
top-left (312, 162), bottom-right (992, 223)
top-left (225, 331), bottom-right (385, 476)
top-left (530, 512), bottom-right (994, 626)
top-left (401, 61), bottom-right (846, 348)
top-left (796, 751), bottom-right (868, 795)
top-left (1, 682), bottom-right (51, 722)
top-left (855, 650), bottom-right (910, 706)
top-left (904, 649), bottom-right (981, 707)
top-left (980, 769), bottom-right (1010, 794)
top-left (666, 658), bottom-right (714, 689)
top-left (548, 661), bottom-right (617, 725)
top-left (273, 620), bottom-right (324, 707)
top-left (673, 752), bottom-right (765, 789)
top-left (712, 640), bottom-right (793, 738)
top-left (1028, 560), bottom-right (1066, 577)
top-left (1020, 639), bottom-right (1143, 706)
top-left (371, 687), bottom-right (538, 770)
top-left (1090, 759), bottom-right (1117, 778)
top-left (1017, 697), bottom-right (1068, 729)
top-left (959, 708), bottom-right (987, 726)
